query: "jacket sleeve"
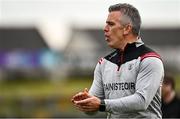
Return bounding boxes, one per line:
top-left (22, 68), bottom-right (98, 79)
top-left (89, 62), bottom-right (105, 99)
top-left (105, 57), bottom-right (164, 112)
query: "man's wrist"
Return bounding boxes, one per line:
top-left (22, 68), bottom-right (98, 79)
top-left (99, 99), bottom-right (106, 112)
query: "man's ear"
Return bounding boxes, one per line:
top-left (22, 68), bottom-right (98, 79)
top-left (123, 24), bottom-right (132, 35)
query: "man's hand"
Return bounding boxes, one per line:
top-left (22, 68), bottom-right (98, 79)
top-left (71, 88), bottom-right (101, 112)
top-left (74, 96), bottom-right (101, 112)
top-left (71, 88), bottom-right (90, 102)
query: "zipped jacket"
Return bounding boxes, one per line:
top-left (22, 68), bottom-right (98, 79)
top-left (89, 39), bottom-right (164, 118)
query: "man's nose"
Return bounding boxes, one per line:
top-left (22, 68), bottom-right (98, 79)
top-left (104, 25), bottom-right (109, 32)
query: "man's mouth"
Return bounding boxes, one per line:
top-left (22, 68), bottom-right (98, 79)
top-left (105, 35), bottom-right (110, 42)
top-left (105, 38), bottom-right (110, 42)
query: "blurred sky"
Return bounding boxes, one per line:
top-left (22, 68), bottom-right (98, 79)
top-left (0, 0), bottom-right (180, 50)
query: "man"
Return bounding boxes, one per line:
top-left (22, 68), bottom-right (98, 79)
top-left (162, 75), bottom-right (180, 118)
top-left (71, 3), bottom-right (164, 118)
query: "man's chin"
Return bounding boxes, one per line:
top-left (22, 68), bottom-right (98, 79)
top-left (107, 43), bottom-right (115, 49)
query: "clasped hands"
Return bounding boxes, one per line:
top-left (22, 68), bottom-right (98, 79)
top-left (71, 88), bottom-right (101, 112)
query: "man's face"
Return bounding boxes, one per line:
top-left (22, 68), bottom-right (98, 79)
top-left (162, 83), bottom-right (172, 98)
top-left (104, 11), bottom-right (125, 49)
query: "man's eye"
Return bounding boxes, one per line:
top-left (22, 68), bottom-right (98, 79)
top-left (106, 21), bottom-right (115, 26)
top-left (108, 23), bottom-right (114, 26)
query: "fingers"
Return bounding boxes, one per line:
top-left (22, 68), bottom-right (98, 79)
top-left (71, 88), bottom-right (90, 102)
top-left (74, 98), bottom-right (91, 106)
top-left (75, 105), bottom-right (90, 112)
top-left (71, 88), bottom-right (97, 112)
top-left (72, 96), bottom-right (100, 112)
top-left (74, 102), bottom-right (96, 112)
top-left (84, 88), bottom-right (88, 93)
top-left (72, 92), bottom-right (84, 101)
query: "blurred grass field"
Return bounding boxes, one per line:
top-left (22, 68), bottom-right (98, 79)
top-left (0, 77), bottom-right (107, 117)
top-left (0, 78), bottom-right (92, 97)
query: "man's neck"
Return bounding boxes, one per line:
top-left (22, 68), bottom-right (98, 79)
top-left (126, 34), bottom-right (138, 43)
top-left (118, 35), bottom-right (138, 51)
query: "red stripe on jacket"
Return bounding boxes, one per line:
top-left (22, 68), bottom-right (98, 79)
top-left (98, 58), bottom-right (104, 64)
top-left (140, 52), bottom-right (161, 61)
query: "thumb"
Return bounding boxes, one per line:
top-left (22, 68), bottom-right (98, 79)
top-left (84, 88), bottom-right (88, 93)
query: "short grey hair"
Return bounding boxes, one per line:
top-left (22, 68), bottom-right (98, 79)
top-left (109, 3), bottom-right (141, 36)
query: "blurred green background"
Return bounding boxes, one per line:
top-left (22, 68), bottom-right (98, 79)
top-left (0, 77), bottom-right (107, 117)
top-left (0, 0), bottom-right (180, 118)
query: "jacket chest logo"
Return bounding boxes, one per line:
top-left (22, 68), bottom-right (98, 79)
top-left (128, 63), bottom-right (134, 70)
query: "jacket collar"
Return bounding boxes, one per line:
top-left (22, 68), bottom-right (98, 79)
top-left (119, 37), bottom-right (144, 53)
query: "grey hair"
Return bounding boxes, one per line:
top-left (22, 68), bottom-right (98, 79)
top-left (109, 3), bottom-right (141, 36)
